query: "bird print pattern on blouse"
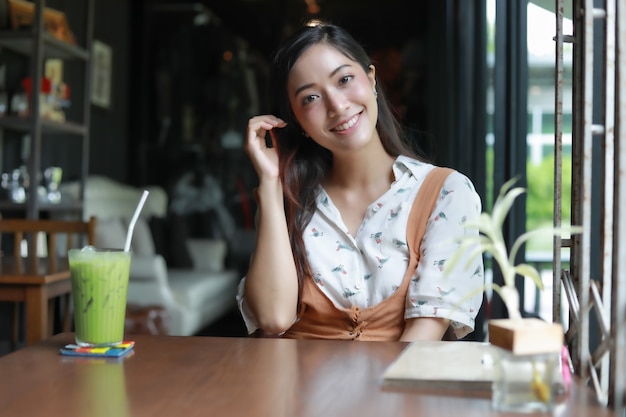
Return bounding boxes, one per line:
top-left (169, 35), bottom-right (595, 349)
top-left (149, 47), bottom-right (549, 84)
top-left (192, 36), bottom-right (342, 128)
top-left (236, 156), bottom-right (485, 339)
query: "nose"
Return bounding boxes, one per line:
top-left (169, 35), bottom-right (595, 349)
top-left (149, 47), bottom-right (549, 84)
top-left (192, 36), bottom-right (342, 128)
top-left (325, 90), bottom-right (349, 117)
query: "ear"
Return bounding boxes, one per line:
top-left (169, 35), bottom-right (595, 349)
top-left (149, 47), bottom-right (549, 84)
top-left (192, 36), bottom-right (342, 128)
top-left (368, 64), bottom-right (377, 89)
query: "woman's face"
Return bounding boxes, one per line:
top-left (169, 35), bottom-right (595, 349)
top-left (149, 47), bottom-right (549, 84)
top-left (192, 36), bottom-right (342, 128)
top-left (287, 43), bottom-right (378, 154)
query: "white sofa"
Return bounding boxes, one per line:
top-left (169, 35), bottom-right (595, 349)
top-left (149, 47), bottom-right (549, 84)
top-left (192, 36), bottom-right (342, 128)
top-left (59, 175), bottom-right (241, 336)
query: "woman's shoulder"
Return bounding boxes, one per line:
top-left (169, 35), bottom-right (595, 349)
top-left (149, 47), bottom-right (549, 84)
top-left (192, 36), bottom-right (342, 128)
top-left (441, 167), bottom-right (477, 190)
top-left (437, 168), bottom-right (482, 213)
top-left (395, 155), bottom-right (480, 195)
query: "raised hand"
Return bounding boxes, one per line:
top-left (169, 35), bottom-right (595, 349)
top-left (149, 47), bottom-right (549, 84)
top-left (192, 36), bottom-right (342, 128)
top-left (245, 115), bottom-right (287, 181)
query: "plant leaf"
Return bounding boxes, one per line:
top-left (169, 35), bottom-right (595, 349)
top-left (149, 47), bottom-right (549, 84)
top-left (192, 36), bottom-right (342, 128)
top-left (498, 176), bottom-right (520, 197)
top-left (492, 186), bottom-right (526, 229)
top-left (514, 263), bottom-right (544, 290)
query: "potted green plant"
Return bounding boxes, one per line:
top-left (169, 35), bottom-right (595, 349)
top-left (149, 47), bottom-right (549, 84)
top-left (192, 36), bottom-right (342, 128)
top-left (448, 177), bottom-right (582, 412)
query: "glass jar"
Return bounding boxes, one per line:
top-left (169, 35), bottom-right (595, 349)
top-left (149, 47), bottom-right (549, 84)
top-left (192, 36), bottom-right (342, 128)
top-left (491, 347), bottom-right (562, 413)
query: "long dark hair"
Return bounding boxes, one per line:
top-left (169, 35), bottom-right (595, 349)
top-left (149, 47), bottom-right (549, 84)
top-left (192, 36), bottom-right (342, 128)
top-left (269, 21), bottom-right (426, 290)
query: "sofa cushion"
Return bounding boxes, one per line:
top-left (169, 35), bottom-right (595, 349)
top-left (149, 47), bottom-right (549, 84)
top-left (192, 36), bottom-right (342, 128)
top-left (95, 217), bottom-right (126, 250)
top-left (60, 175), bottom-right (168, 220)
top-left (95, 216), bottom-right (155, 255)
top-left (168, 269), bottom-right (238, 309)
top-left (187, 239), bottom-right (227, 272)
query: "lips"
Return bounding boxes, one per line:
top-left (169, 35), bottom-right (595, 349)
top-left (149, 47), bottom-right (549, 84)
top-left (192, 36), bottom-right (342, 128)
top-left (331, 113), bottom-right (360, 132)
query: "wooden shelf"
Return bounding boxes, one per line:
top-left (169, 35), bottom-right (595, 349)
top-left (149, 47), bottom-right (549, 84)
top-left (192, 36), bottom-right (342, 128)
top-left (0, 0), bottom-right (93, 220)
top-left (0, 199), bottom-right (83, 212)
top-left (0, 31), bottom-right (88, 60)
top-left (0, 116), bottom-right (87, 135)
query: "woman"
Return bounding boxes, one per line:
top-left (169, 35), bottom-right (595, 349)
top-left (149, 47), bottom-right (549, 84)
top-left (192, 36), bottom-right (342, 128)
top-left (237, 21), bottom-right (484, 341)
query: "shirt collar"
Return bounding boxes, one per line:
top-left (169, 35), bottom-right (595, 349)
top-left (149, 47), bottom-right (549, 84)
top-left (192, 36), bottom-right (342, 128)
top-left (392, 155), bottom-right (429, 181)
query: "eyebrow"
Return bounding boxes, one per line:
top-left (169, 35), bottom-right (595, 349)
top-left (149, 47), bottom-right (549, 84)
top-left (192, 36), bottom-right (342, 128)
top-left (293, 64), bottom-right (353, 97)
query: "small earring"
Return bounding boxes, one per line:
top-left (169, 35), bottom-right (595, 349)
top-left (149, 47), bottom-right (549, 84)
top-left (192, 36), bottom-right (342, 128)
top-left (302, 130), bottom-right (310, 137)
top-left (373, 89), bottom-right (378, 97)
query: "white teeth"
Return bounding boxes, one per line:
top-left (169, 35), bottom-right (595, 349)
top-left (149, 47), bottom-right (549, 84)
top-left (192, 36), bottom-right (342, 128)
top-left (334, 114), bottom-right (358, 131)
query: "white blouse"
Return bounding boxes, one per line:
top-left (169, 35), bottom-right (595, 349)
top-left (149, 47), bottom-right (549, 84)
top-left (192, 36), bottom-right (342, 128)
top-left (237, 156), bottom-right (484, 338)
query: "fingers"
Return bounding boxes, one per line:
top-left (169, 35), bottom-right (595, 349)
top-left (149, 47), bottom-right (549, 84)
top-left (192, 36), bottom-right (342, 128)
top-left (245, 115), bottom-right (287, 179)
top-left (247, 115), bottom-right (287, 147)
top-left (249, 115), bottom-right (286, 127)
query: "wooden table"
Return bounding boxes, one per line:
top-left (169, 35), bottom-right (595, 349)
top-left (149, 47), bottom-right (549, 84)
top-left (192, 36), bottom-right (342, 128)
top-left (0, 259), bottom-right (71, 346)
top-left (0, 333), bottom-right (618, 417)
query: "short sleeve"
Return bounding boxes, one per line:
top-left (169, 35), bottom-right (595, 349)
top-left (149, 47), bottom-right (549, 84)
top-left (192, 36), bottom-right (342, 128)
top-left (404, 171), bottom-right (484, 339)
top-left (236, 276), bottom-right (261, 334)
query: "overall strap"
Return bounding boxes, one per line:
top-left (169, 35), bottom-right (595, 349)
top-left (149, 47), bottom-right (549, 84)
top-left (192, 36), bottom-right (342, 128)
top-left (407, 167), bottom-right (454, 263)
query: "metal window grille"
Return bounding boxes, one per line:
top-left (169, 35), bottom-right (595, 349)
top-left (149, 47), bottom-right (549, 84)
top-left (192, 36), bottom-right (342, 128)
top-left (554, 0), bottom-right (626, 411)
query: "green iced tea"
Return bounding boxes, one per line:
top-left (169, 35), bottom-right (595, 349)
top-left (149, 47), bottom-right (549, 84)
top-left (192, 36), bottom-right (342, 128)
top-left (69, 248), bottom-right (131, 347)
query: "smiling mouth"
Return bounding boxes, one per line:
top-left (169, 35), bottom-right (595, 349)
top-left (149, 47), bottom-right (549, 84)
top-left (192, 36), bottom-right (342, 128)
top-left (332, 113), bottom-right (360, 132)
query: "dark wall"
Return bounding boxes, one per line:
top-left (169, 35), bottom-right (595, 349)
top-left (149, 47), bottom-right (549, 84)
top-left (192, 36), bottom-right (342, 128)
top-left (88, 0), bottom-right (131, 183)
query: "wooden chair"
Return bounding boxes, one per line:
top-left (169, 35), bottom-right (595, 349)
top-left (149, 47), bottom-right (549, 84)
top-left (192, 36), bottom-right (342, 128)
top-left (0, 216), bottom-right (96, 347)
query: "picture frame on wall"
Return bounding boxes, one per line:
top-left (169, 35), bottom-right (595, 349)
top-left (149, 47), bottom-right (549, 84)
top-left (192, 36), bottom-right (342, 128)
top-left (91, 40), bottom-right (112, 109)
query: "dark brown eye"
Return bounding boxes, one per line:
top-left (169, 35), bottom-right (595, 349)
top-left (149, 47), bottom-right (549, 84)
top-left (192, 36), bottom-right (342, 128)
top-left (339, 75), bottom-right (353, 85)
top-left (302, 94), bottom-right (318, 105)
